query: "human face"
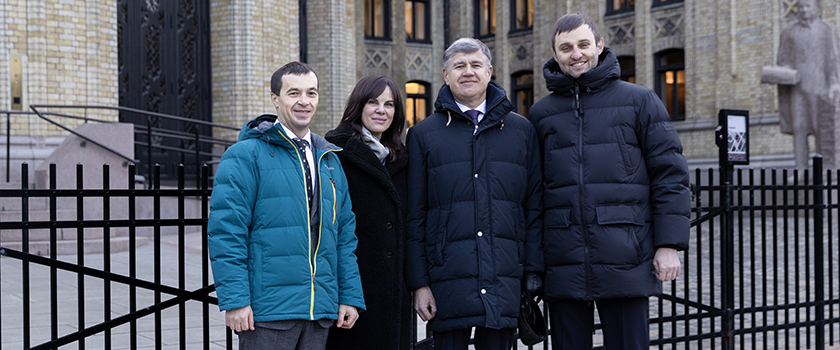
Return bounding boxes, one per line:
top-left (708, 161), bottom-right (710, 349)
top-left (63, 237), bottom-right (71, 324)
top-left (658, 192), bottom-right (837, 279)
top-left (361, 86), bottom-right (395, 140)
top-left (797, 0), bottom-right (817, 22)
top-left (552, 24), bottom-right (604, 79)
top-left (271, 72), bottom-right (319, 139)
top-left (443, 51), bottom-right (492, 108)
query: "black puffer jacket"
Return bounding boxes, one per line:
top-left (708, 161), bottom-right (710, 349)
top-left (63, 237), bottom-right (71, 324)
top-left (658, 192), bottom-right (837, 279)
top-left (528, 48), bottom-right (689, 301)
top-left (405, 81), bottom-right (543, 332)
top-left (324, 123), bottom-right (411, 350)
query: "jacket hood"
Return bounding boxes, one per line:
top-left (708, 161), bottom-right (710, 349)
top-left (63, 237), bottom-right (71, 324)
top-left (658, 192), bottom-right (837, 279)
top-left (238, 114), bottom-right (339, 151)
top-left (543, 47), bottom-right (620, 96)
top-left (433, 80), bottom-right (515, 124)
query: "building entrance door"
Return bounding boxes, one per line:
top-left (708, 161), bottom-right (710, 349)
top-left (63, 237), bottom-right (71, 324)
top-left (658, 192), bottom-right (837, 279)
top-left (117, 0), bottom-right (212, 184)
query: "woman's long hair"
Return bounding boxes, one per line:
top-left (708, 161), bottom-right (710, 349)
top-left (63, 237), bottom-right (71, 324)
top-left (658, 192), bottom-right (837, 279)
top-left (339, 75), bottom-right (407, 162)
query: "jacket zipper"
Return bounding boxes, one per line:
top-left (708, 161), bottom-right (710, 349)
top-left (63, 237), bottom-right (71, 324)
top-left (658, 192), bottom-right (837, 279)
top-left (278, 130), bottom-right (320, 320)
top-left (574, 84), bottom-right (592, 301)
top-left (310, 148), bottom-right (339, 319)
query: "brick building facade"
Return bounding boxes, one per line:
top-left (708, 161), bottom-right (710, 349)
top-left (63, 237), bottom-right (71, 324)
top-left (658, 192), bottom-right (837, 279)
top-left (2, 0), bottom-right (838, 167)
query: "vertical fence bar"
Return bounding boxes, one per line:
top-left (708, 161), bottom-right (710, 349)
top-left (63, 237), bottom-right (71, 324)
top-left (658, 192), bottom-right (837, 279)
top-left (5, 112), bottom-right (10, 182)
top-left (178, 164), bottom-right (186, 350)
top-left (814, 156), bottom-right (825, 350)
top-left (806, 167), bottom-right (813, 349)
top-left (49, 163), bottom-right (57, 342)
top-left (760, 168), bottom-right (768, 350)
top-left (748, 168), bottom-right (757, 350)
top-left (201, 164), bottom-right (210, 350)
top-left (129, 164), bottom-right (137, 349)
top-left (782, 169), bottom-right (797, 348)
top-left (721, 161), bottom-right (735, 350)
top-left (708, 168), bottom-right (716, 350)
top-left (154, 164), bottom-right (162, 349)
top-left (736, 168), bottom-right (745, 348)
top-left (21, 163), bottom-right (30, 350)
top-left (103, 164), bottom-right (112, 349)
top-left (772, 169), bottom-right (779, 350)
top-left (829, 169), bottom-right (836, 345)
top-left (793, 169), bottom-right (811, 349)
top-left (76, 163), bottom-right (86, 349)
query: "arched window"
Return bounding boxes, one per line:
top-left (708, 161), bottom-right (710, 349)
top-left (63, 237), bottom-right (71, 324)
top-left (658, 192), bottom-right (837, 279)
top-left (511, 71), bottom-right (533, 118)
top-left (655, 49), bottom-right (685, 121)
top-left (617, 56), bottom-right (636, 83)
top-left (406, 81), bottom-right (431, 127)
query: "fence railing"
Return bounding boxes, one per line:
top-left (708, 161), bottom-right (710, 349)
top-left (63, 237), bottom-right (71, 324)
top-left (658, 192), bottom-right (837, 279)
top-left (1, 156), bottom-right (839, 349)
top-left (0, 106), bottom-right (239, 185)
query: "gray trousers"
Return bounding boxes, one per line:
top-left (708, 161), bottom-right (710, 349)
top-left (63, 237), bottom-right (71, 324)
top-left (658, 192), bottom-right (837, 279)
top-left (238, 319), bottom-right (334, 350)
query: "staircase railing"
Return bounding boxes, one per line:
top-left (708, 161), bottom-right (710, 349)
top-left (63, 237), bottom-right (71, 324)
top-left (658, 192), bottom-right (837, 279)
top-left (23, 105), bottom-right (239, 185)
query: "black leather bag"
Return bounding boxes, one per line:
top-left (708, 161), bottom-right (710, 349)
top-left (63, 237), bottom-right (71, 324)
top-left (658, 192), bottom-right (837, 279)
top-left (518, 290), bottom-right (546, 345)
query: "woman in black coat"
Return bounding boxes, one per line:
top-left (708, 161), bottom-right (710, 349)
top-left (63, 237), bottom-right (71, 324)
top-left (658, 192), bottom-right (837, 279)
top-left (324, 75), bottom-right (411, 350)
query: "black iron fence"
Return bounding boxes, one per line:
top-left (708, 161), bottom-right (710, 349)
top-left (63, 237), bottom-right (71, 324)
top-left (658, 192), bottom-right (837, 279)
top-left (0, 156), bottom-right (839, 349)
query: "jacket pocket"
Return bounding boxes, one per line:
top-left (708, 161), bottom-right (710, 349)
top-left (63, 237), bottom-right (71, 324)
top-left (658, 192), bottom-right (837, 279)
top-left (595, 204), bottom-right (647, 264)
top-left (613, 127), bottom-right (632, 177)
top-left (426, 208), bottom-right (451, 265)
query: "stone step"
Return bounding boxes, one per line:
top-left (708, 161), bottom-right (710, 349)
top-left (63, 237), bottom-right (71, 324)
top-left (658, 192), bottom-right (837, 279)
top-left (1, 236), bottom-right (152, 256)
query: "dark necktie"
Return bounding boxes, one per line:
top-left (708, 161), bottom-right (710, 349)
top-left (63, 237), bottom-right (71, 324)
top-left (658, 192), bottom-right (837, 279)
top-left (293, 138), bottom-right (314, 209)
top-left (465, 109), bottom-right (481, 125)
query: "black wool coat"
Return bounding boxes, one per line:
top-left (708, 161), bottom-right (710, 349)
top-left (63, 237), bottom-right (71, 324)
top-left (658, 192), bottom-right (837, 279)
top-left (324, 123), bottom-right (411, 350)
top-left (405, 81), bottom-right (544, 332)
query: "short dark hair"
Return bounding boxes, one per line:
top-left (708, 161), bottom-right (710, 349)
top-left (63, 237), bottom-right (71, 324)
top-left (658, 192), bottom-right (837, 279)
top-left (271, 61), bottom-right (319, 95)
top-left (339, 75), bottom-right (406, 161)
top-left (551, 13), bottom-right (601, 53)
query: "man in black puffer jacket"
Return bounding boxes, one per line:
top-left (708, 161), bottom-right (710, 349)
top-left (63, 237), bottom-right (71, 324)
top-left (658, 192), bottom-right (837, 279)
top-left (528, 13), bottom-right (690, 350)
top-left (405, 38), bottom-right (543, 350)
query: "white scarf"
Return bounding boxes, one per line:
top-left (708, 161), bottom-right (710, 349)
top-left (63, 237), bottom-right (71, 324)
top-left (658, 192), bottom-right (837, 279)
top-left (361, 126), bottom-right (390, 164)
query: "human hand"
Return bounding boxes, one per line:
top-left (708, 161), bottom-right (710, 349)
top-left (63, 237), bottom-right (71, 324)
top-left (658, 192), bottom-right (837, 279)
top-left (414, 286), bottom-right (437, 321)
top-left (523, 272), bottom-right (544, 299)
top-left (336, 304), bottom-right (359, 329)
top-left (653, 247), bottom-right (681, 282)
top-left (225, 305), bottom-right (255, 333)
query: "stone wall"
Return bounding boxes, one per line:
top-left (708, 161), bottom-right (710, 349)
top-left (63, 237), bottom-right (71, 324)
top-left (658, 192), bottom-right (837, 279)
top-left (0, 0), bottom-right (118, 137)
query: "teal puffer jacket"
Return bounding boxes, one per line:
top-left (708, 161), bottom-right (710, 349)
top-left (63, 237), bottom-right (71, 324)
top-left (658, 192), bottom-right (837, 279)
top-left (209, 114), bottom-right (365, 322)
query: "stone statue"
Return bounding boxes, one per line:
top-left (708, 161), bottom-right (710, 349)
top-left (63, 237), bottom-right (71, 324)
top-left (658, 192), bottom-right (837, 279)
top-left (763, 0), bottom-right (840, 169)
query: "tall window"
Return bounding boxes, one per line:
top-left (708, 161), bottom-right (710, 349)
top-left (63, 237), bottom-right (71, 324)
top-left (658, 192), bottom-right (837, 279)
top-left (511, 71), bottom-right (533, 118)
top-left (652, 0), bottom-right (683, 7)
top-left (406, 81), bottom-right (431, 127)
top-left (618, 56), bottom-right (636, 83)
top-left (365, 0), bottom-right (390, 39)
top-left (476, 0), bottom-right (495, 37)
top-left (655, 50), bottom-right (685, 121)
top-left (607, 0), bottom-right (635, 15)
top-left (406, 0), bottom-right (430, 42)
top-left (511, 0), bottom-right (533, 31)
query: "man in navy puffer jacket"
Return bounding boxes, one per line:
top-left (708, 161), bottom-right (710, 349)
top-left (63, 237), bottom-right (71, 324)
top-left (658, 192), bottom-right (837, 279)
top-left (528, 14), bottom-right (690, 350)
top-left (405, 38), bottom-right (543, 350)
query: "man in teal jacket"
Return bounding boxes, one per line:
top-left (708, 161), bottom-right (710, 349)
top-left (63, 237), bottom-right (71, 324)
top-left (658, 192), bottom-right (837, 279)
top-left (208, 61), bottom-right (365, 349)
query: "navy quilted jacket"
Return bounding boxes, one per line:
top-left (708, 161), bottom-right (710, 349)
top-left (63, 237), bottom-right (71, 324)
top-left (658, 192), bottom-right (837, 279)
top-left (528, 48), bottom-right (690, 301)
top-left (405, 81), bottom-right (543, 332)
